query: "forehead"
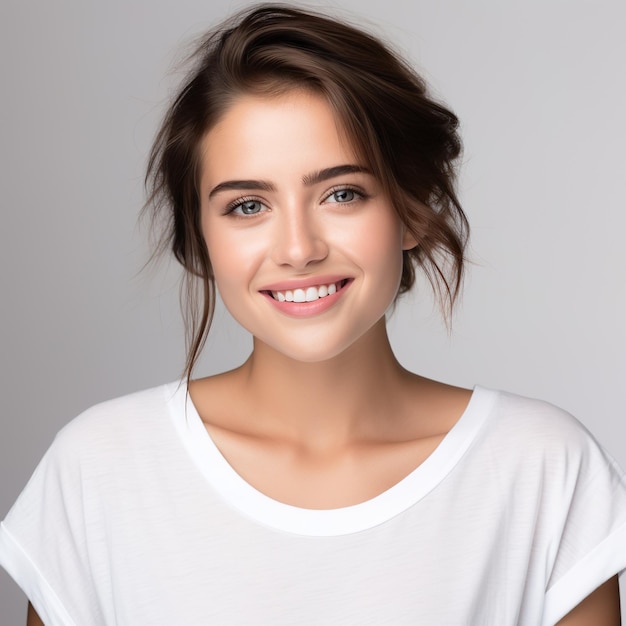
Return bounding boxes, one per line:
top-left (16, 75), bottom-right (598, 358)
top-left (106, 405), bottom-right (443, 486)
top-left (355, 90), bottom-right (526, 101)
top-left (200, 91), bottom-right (361, 185)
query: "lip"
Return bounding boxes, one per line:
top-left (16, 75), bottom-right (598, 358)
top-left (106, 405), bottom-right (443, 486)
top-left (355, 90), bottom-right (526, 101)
top-left (259, 274), bottom-right (350, 292)
top-left (261, 278), bottom-right (353, 318)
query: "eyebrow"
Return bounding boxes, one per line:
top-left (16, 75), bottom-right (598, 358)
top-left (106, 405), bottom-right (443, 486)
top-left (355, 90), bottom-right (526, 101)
top-left (302, 164), bottom-right (371, 186)
top-left (207, 164), bottom-right (371, 199)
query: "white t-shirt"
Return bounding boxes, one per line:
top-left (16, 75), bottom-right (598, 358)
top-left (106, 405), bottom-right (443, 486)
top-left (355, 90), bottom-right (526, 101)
top-left (1, 382), bottom-right (626, 625)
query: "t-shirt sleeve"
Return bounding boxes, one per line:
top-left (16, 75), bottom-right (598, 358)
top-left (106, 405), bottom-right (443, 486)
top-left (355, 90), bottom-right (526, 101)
top-left (0, 421), bottom-right (99, 626)
top-left (539, 415), bottom-right (626, 626)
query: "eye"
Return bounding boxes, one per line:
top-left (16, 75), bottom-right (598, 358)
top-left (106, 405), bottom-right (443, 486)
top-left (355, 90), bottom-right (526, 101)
top-left (323, 186), bottom-right (364, 204)
top-left (227, 198), bottom-right (267, 216)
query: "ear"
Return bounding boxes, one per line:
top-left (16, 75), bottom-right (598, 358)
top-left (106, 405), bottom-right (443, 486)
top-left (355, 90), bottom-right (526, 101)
top-left (402, 227), bottom-right (419, 251)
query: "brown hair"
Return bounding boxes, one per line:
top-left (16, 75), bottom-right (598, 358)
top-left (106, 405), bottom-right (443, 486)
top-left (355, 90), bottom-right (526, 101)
top-left (145, 3), bottom-right (469, 380)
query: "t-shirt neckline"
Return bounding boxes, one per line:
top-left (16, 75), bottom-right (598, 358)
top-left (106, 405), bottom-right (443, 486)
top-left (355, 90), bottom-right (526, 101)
top-left (166, 381), bottom-right (495, 536)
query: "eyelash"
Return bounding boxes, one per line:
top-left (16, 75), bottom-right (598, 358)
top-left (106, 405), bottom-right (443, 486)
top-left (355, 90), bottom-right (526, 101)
top-left (322, 185), bottom-right (369, 204)
top-left (223, 185), bottom-right (369, 217)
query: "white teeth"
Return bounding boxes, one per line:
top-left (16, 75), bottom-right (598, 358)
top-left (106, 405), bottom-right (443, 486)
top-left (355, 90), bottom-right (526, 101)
top-left (271, 281), bottom-right (344, 303)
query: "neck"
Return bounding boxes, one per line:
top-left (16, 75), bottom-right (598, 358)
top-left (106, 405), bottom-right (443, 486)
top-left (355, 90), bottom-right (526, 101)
top-left (237, 318), bottom-right (412, 450)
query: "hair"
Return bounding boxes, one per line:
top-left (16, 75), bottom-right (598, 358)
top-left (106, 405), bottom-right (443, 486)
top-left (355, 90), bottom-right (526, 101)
top-left (144, 3), bottom-right (469, 381)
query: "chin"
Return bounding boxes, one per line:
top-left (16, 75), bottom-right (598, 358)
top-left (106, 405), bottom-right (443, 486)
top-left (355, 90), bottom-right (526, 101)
top-left (259, 340), bottom-right (349, 363)
top-left (253, 324), bottom-right (376, 364)
top-left (284, 347), bottom-right (350, 364)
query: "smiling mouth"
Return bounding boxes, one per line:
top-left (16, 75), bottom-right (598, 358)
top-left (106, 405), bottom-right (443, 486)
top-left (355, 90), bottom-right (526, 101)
top-left (264, 279), bottom-right (350, 303)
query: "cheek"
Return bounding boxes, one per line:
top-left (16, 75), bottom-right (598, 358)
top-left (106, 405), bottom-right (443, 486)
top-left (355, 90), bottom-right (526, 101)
top-left (203, 220), bottom-right (265, 293)
top-left (343, 210), bottom-right (405, 274)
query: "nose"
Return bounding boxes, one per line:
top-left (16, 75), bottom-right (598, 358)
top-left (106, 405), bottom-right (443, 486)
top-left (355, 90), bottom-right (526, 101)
top-left (271, 207), bottom-right (328, 269)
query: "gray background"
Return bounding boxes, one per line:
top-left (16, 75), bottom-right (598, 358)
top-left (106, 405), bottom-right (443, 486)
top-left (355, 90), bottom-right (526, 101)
top-left (1, 0), bottom-right (625, 621)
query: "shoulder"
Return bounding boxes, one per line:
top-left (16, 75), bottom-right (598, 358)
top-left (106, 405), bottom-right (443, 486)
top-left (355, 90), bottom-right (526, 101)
top-left (483, 387), bottom-right (592, 440)
top-left (49, 382), bottom-right (180, 466)
top-left (476, 387), bottom-right (620, 474)
top-left (465, 389), bottom-right (626, 553)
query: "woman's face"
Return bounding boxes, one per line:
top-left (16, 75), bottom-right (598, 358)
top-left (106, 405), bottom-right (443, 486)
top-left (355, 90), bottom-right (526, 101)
top-left (199, 90), bottom-right (416, 362)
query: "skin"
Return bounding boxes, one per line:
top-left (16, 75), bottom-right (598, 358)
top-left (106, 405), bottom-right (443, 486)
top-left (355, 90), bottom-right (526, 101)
top-left (26, 90), bottom-right (621, 624)
top-left (200, 91), bottom-right (415, 365)
top-left (195, 90), bottom-right (468, 508)
top-left (555, 577), bottom-right (621, 625)
top-left (26, 604), bottom-right (43, 625)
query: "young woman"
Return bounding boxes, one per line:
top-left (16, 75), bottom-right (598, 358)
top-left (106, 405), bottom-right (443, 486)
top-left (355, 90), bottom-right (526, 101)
top-left (2, 4), bottom-right (625, 625)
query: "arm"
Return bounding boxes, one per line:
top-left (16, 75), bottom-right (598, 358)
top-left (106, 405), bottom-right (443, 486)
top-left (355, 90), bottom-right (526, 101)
top-left (555, 576), bottom-right (621, 626)
top-left (20, 583), bottom-right (621, 626)
top-left (27, 602), bottom-right (44, 626)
